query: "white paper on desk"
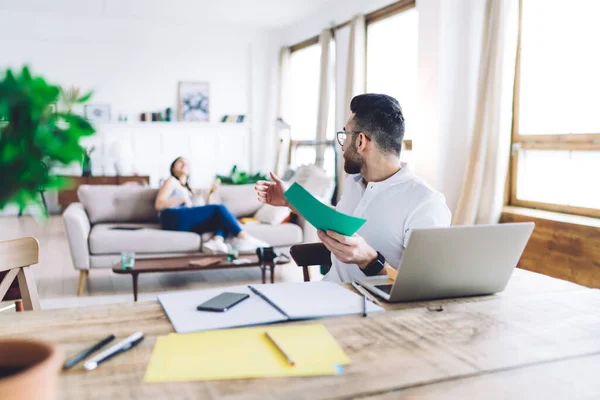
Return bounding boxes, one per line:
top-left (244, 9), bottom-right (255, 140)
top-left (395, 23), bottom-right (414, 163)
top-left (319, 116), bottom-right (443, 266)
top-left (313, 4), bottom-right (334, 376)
top-left (158, 285), bottom-right (287, 333)
top-left (252, 282), bottom-right (385, 320)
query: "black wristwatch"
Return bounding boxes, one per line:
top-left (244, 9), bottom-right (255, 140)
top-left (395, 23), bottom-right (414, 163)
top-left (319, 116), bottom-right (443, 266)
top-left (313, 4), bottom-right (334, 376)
top-left (363, 251), bottom-right (386, 276)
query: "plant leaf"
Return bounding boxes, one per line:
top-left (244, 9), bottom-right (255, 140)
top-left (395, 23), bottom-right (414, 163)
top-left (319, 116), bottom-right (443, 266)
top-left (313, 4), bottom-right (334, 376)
top-left (76, 91), bottom-right (93, 103)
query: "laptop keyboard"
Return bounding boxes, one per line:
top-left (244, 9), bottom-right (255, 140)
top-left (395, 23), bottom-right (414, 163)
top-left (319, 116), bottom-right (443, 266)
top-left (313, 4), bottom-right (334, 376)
top-left (375, 284), bottom-right (393, 294)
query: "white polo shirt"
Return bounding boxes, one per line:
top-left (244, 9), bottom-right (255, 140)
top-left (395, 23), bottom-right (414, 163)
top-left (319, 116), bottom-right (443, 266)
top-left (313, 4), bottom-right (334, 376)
top-left (323, 163), bottom-right (451, 282)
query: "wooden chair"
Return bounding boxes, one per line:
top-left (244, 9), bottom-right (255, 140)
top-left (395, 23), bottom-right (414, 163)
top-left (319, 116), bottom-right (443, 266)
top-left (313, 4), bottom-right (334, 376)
top-left (289, 243), bottom-right (332, 282)
top-left (0, 237), bottom-right (41, 311)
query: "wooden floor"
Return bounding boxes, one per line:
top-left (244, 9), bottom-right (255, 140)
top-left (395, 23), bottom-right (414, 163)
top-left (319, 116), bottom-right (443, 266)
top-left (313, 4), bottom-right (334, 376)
top-left (0, 216), bottom-right (312, 307)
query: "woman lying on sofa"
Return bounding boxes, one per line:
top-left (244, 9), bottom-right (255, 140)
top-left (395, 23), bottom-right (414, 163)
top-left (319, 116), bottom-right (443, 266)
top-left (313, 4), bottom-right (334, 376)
top-left (155, 157), bottom-right (268, 254)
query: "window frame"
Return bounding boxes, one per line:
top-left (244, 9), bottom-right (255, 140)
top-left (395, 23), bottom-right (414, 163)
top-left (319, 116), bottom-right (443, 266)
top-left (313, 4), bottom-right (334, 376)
top-left (509, 0), bottom-right (600, 219)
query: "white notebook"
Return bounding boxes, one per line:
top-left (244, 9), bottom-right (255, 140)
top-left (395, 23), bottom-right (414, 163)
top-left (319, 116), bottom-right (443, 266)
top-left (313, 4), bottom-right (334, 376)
top-left (158, 282), bottom-right (384, 333)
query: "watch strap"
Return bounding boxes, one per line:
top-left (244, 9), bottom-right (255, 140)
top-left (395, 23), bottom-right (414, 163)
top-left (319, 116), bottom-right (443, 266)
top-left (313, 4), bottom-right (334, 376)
top-left (363, 251), bottom-right (385, 276)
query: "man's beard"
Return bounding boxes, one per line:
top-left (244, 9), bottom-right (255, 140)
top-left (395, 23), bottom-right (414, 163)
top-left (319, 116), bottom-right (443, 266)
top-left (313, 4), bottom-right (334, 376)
top-left (343, 142), bottom-right (363, 174)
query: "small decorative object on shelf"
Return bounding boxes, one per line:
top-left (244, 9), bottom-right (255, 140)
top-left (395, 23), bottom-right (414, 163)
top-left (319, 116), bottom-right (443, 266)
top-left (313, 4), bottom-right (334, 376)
top-left (85, 104), bottom-right (111, 122)
top-left (118, 114), bottom-right (128, 122)
top-left (139, 111), bottom-right (170, 122)
top-left (221, 114), bottom-right (245, 123)
top-left (82, 146), bottom-right (95, 177)
top-left (165, 107), bottom-right (173, 122)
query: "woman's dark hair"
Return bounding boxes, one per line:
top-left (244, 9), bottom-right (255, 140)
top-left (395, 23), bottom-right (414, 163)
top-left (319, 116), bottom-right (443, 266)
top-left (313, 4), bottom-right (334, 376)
top-left (170, 157), bottom-right (192, 194)
top-left (350, 93), bottom-right (405, 155)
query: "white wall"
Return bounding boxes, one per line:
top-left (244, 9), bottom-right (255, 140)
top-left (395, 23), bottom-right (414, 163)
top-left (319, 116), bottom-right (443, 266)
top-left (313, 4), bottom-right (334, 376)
top-left (0, 9), bottom-right (277, 189)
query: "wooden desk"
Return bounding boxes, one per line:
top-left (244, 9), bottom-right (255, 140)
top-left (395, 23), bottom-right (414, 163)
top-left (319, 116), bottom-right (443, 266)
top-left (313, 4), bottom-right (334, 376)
top-left (57, 175), bottom-right (150, 210)
top-left (2, 269), bottom-right (600, 399)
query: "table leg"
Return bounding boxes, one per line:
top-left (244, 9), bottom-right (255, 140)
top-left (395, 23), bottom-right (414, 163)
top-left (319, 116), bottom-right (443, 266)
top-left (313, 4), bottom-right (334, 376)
top-left (261, 265), bottom-right (266, 284)
top-left (270, 264), bottom-right (275, 284)
top-left (132, 273), bottom-right (139, 302)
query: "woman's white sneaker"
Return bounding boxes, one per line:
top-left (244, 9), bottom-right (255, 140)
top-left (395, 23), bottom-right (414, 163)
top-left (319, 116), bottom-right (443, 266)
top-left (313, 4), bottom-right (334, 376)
top-left (228, 236), bottom-right (269, 253)
top-left (202, 238), bottom-right (229, 254)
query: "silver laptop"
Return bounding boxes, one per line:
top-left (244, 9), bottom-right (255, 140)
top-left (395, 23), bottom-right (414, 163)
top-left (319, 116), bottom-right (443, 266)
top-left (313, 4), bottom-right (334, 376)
top-left (358, 223), bottom-right (535, 302)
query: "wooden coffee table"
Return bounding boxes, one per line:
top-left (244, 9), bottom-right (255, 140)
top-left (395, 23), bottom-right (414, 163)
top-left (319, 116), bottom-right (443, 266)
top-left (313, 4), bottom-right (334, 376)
top-left (112, 254), bottom-right (290, 301)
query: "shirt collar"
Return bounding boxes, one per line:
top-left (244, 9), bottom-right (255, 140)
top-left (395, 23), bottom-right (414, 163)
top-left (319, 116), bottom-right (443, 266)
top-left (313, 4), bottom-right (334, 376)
top-left (352, 162), bottom-right (414, 189)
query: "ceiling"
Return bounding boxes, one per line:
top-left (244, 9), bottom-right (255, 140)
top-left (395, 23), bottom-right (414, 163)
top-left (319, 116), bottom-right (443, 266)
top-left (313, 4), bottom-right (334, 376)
top-left (0, 0), bottom-right (338, 29)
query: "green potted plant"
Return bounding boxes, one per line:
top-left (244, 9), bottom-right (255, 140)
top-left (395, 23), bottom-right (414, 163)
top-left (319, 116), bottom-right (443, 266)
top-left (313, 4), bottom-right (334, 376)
top-left (0, 66), bottom-right (95, 213)
top-left (81, 145), bottom-right (95, 176)
top-left (216, 165), bottom-right (267, 185)
top-left (59, 85), bottom-right (89, 114)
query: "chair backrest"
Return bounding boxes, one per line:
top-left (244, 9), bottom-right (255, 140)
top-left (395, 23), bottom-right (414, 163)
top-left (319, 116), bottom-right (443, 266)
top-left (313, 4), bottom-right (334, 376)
top-left (0, 237), bottom-right (41, 311)
top-left (289, 243), bottom-right (332, 282)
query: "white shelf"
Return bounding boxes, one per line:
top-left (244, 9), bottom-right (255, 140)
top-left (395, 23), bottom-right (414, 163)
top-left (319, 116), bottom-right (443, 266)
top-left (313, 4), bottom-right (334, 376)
top-left (94, 122), bottom-right (249, 127)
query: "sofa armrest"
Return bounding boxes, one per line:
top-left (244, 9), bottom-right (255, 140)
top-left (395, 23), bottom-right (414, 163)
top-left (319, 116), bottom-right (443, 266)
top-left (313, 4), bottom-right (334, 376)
top-left (62, 203), bottom-right (91, 270)
top-left (295, 214), bottom-right (319, 243)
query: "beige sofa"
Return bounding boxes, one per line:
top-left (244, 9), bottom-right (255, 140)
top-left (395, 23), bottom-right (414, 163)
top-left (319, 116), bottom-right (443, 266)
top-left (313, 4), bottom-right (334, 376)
top-left (63, 184), bottom-right (315, 294)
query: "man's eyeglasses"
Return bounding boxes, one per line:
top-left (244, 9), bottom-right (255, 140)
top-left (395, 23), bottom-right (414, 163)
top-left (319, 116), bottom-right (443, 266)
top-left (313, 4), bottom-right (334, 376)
top-left (336, 131), bottom-right (370, 146)
top-left (336, 131), bottom-right (360, 146)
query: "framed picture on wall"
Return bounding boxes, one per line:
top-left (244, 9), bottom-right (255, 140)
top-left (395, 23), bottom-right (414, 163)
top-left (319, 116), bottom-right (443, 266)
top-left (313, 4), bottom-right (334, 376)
top-left (178, 82), bottom-right (209, 122)
top-left (84, 104), bottom-right (111, 122)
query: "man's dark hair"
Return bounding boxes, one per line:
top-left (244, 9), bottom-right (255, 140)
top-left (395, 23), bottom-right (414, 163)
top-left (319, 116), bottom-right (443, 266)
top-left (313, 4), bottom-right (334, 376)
top-left (350, 93), bottom-right (405, 155)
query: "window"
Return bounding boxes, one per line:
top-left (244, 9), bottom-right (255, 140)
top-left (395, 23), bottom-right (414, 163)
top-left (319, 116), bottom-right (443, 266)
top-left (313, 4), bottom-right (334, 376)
top-left (366, 6), bottom-right (418, 165)
top-left (288, 42), bottom-right (336, 177)
top-left (289, 44), bottom-right (321, 142)
top-left (510, 0), bottom-right (600, 217)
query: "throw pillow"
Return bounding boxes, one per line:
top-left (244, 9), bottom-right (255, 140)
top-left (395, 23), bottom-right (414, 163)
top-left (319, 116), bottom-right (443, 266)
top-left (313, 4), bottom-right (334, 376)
top-left (290, 164), bottom-right (335, 203)
top-left (254, 204), bottom-right (291, 225)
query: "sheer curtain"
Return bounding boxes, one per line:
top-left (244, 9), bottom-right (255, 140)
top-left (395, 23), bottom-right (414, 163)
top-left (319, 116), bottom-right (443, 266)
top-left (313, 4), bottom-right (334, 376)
top-left (315, 29), bottom-right (334, 168)
top-left (338, 15), bottom-right (366, 196)
top-left (275, 47), bottom-right (292, 175)
top-left (453, 0), bottom-right (519, 225)
top-left (344, 15), bottom-right (366, 123)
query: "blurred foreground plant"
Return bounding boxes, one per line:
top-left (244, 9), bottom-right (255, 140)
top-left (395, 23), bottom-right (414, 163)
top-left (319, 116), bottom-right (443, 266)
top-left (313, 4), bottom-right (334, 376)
top-left (0, 66), bottom-right (95, 213)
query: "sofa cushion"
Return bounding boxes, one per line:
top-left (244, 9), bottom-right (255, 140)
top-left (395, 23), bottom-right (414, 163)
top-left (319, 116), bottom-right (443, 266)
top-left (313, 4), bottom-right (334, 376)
top-left (210, 184), bottom-right (262, 218)
top-left (254, 204), bottom-right (291, 225)
top-left (78, 185), bottom-right (159, 224)
top-left (242, 223), bottom-right (303, 247)
top-left (291, 164), bottom-right (335, 203)
top-left (89, 223), bottom-right (201, 254)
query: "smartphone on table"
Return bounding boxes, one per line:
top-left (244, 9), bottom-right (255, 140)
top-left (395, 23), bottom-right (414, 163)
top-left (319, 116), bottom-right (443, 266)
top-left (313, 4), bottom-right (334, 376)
top-left (196, 292), bottom-right (249, 312)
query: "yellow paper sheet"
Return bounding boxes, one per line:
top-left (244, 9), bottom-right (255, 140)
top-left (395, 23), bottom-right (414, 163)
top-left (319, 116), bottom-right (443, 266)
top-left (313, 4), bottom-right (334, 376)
top-left (144, 324), bottom-right (350, 382)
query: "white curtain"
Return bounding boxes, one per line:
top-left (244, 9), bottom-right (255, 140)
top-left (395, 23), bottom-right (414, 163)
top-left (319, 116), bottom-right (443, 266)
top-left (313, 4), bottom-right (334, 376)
top-left (315, 29), bottom-right (334, 168)
top-left (453, 0), bottom-right (519, 225)
top-left (344, 15), bottom-right (366, 123)
top-left (277, 47), bottom-right (291, 120)
top-left (337, 15), bottom-right (366, 197)
top-left (274, 47), bottom-right (292, 175)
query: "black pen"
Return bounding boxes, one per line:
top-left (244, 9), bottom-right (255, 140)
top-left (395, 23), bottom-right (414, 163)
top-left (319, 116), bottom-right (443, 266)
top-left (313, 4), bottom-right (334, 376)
top-left (83, 332), bottom-right (144, 371)
top-left (63, 334), bottom-right (115, 370)
top-left (363, 293), bottom-right (367, 318)
top-left (248, 285), bottom-right (289, 318)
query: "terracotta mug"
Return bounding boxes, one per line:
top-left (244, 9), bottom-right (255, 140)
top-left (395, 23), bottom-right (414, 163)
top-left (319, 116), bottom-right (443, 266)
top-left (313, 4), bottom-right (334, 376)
top-left (0, 339), bottom-right (63, 400)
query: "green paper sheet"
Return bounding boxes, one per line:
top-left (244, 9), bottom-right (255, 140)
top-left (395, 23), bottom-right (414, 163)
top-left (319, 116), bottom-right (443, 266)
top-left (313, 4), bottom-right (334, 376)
top-left (284, 182), bottom-right (366, 236)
